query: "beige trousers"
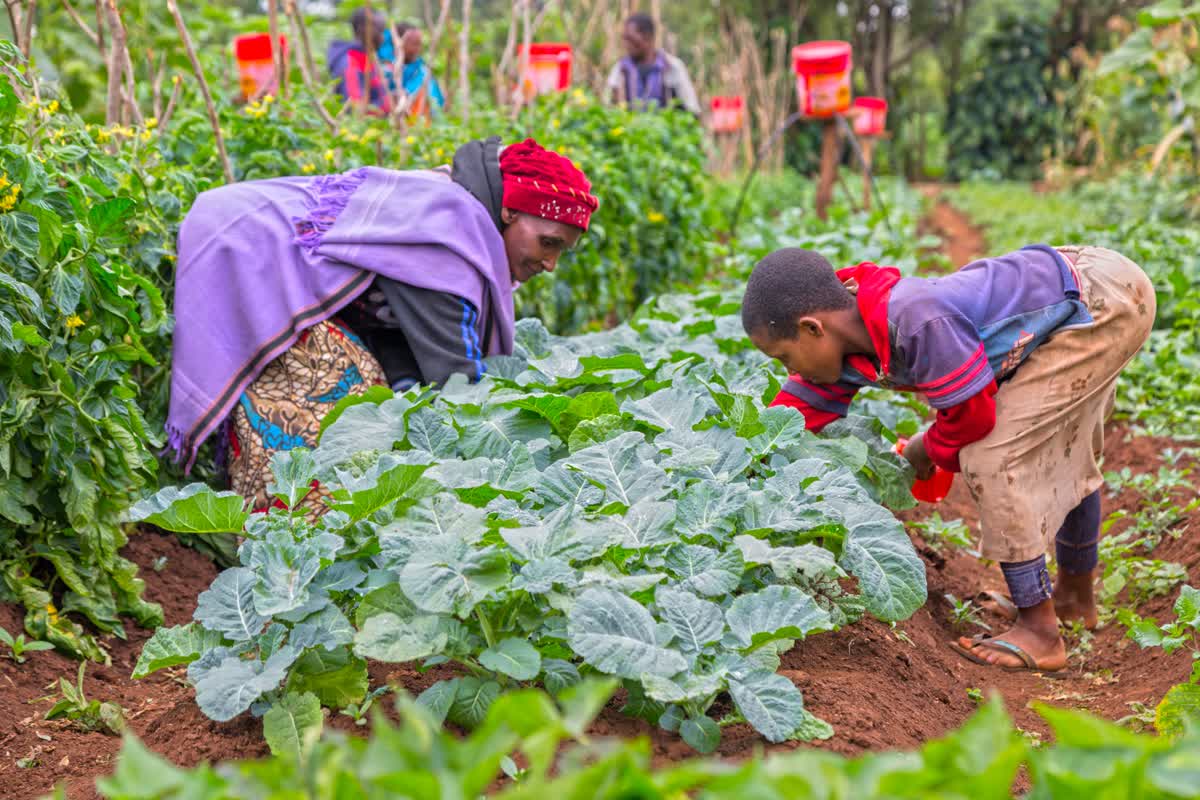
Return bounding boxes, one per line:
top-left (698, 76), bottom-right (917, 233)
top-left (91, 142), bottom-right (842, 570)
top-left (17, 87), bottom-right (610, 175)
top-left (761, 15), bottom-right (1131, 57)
top-left (959, 246), bottom-right (1156, 563)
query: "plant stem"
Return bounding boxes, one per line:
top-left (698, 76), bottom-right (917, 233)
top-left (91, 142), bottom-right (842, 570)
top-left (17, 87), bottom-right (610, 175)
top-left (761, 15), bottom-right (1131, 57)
top-left (165, 0), bottom-right (234, 183)
top-left (475, 608), bottom-right (497, 650)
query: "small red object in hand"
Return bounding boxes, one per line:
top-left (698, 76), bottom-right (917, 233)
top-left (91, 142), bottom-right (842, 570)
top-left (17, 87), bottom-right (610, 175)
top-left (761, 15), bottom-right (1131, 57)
top-left (894, 437), bottom-right (955, 503)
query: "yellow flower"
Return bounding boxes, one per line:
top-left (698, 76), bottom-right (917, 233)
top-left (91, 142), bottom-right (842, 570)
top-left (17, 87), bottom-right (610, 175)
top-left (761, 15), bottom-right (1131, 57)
top-left (302, 163), bottom-right (315, 174)
top-left (610, 126), bottom-right (624, 137)
top-left (65, 314), bottom-right (84, 332)
top-left (646, 210), bottom-right (665, 224)
top-left (96, 129), bottom-right (111, 144)
top-left (405, 135), bottom-right (416, 145)
top-left (435, 147), bottom-right (444, 159)
top-left (46, 100), bottom-right (59, 114)
top-left (0, 174), bottom-right (10, 191)
top-left (551, 118), bottom-right (560, 129)
top-left (324, 149), bottom-right (335, 162)
top-left (140, 130), bottom-right (153, 143)
top-left (145, 117), bottom-right (158, 130)
top-left (263, 94), bottom-right (275, 105)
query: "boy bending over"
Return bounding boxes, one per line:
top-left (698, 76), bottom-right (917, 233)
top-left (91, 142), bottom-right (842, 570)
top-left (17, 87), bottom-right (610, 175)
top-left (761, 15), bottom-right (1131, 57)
top-left (741, 245), bottom-right (1155, 672)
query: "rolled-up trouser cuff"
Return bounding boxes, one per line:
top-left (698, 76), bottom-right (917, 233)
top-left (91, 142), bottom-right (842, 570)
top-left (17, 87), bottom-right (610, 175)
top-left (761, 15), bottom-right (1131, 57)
top-left (1001, 555), bottom-right (1053, 608)
top-left (1055, 490), bottom-right (1101, 575)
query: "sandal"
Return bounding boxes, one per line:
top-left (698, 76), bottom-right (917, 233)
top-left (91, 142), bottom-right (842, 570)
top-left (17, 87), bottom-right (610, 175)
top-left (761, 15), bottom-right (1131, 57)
top-left (949, 634), bottom-right (1067, 676)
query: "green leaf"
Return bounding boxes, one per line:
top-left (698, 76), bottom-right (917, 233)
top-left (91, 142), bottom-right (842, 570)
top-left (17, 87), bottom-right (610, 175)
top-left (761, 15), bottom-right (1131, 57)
top-left (400, 537), bottom-right (510, 616)
top-left (268, 448), bottom-right (318, 509)
top-left (1156, 683), bottom-right (1200, 740)
top-left (564, 431), bottom-right (668, 507)
top-left (416, 679), bottom-right (458, 726)
top-left (567, 413), bottom-right (630, 453)
top-left (680, 715), bottom-right (721, 754)
top-left (48, 266), bottom-right (83, 316)
top-left (610, 499), bottom-right (677, 549)
top-left (193, 567), bottom-right (268, 642)
top-left (728, 672), bottom-right (806, 743)
top-left (288, 605), bottom-right (355, 652)
top-left (286, 647), bottom-right (368, 708)
top-left (621, 387), bottom-right (711, 432)
top-left (1174, 585), bottom-right (1200, 628)
top-left (95, 734), bottom-right (187, 798)
top-left (132, 623), bottom-right (226, 679)
top-left (263, 691), bottom-right (323, 762)
top-left (88, 197), bottom-right (137, 236)
top-left (726, 585), bottom-right (833, 648)
top-left (664, 543), bottom-right (744, 597)
top-left (655, 585), bottom-right (724, 655)
top-left (248, 529), bottom-right (339, 617)
top-left (541, 658), bottom-right (581, 696)
top-left (353, 612), bottom-right (447, 662)
top-left (331, 454), bottom-right (433, 521)
top-left (191, 646), bottom-right (298, 722)
top-left (479, 638), bottom-right (542, 681)
top-left (128, 483), bottom-right (248, 534)
top-left (839, 519), bottom-right (927, 622)
top-left (448, 676), bottom-right (501, 729)
top-left (566, 587), bottom-right (688, 680)
top-left (405, 407), bottom-right (459, 457)
top-left (748, 406), bottom-right (810, 456)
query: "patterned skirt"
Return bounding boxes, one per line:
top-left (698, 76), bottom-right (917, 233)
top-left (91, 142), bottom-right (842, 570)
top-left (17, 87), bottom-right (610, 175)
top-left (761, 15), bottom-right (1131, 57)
top-left (227, 319), bottom-right (387, 514)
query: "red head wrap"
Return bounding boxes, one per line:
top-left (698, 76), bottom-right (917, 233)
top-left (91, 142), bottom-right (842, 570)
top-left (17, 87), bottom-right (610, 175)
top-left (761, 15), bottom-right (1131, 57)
top-left (499, 138), bottom-right (599, 231)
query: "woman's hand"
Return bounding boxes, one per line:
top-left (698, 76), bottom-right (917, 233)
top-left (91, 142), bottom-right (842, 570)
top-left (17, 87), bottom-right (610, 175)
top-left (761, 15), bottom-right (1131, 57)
top-left (903, 432), bottom-right (936, 481)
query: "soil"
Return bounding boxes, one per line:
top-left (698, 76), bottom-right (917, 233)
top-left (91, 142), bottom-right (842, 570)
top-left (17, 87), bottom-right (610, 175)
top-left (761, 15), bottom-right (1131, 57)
top-left (2, 191), bottom-right (1197, 798)
top-left (916, 183), bottom-right (986, 268)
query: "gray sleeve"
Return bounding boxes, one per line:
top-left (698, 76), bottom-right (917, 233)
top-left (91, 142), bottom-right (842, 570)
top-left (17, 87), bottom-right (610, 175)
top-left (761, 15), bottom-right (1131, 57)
top-left (375, 279), bottom-right (487, 387)
top-left (666, 55), bottom-right (701, 115)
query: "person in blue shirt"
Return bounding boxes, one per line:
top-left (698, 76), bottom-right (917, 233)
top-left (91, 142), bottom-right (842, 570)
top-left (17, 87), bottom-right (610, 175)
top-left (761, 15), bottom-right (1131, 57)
top-left (381, 22), bottom-right (445, 120)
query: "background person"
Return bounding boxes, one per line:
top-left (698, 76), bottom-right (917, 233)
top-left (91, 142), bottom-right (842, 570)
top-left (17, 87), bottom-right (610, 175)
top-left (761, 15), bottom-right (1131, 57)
top-left (605, 13), bottom-right (700, 115)
top-left (327, 6), bottom-right (392, 115)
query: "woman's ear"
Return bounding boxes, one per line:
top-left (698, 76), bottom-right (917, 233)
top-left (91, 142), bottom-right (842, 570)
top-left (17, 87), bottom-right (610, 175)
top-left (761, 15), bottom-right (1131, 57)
top-left (500, 207), bottom-right (518, 225)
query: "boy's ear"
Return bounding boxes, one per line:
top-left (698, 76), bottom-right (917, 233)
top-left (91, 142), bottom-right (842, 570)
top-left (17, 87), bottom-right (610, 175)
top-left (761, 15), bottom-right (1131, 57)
top-left (797, 316), bottom-right (825, 337)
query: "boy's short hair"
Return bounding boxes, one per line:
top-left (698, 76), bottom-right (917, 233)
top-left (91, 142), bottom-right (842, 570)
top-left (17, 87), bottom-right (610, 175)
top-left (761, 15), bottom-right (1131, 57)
top-left (741, 248), bottom-right (855, 340)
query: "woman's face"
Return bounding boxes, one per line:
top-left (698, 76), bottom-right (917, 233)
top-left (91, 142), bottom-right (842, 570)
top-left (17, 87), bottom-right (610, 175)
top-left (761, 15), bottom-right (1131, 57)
top-left (500, 209), bottom-right (582, 284)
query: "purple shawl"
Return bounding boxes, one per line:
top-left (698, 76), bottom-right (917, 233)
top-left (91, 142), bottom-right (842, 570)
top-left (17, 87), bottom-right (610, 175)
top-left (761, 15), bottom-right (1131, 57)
top-left (166, 167), bottom-right (512, 470)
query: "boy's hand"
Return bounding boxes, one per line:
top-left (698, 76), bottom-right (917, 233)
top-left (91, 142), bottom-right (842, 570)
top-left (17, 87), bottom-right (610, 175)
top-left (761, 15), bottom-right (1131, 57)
top-left (903, 433), bottom-right (936, 481)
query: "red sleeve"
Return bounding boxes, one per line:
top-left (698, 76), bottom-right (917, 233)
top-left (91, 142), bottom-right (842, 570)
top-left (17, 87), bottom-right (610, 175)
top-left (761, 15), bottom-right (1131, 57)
top-left (922, 380), bottom-right (998, 473)
top-left (769, 388), bottom-right (843, 433)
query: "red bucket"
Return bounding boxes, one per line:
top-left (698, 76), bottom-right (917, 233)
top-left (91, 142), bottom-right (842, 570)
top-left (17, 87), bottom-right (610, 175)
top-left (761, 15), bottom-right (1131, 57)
top-left (792, 40), bottom-right (852, 118)
top-left (709, 96), bottom-right (745, 133)
top-left (519, 42), bottom-right (573, 97)
top-left (234, 33), bottom-right (288, 99)
top-left (894, 438), bottom-right (955, 503)
top-left (852, 96), bottom-right (888, 137)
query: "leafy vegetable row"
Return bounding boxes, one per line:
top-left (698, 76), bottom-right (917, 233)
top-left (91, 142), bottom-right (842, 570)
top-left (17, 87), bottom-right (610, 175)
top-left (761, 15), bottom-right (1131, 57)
top-left (130, 288), bottom-right (927, 753)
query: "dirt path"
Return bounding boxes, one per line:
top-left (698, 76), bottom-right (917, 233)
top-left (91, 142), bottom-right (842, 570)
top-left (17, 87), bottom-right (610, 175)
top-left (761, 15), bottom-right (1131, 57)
top-left (916, 183), bottom-right (986, 267)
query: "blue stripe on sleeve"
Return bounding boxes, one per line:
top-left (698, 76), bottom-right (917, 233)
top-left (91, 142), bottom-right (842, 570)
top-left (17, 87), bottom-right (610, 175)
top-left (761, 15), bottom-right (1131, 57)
top-left (460, 300), bottom-right (485, 382)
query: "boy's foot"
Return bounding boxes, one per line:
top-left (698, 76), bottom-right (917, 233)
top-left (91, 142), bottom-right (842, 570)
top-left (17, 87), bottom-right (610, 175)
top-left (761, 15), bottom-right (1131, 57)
top-left (1053, 570), bottom-right (1100, 630)
top-left (952, 599), bottom-right (1068, 672)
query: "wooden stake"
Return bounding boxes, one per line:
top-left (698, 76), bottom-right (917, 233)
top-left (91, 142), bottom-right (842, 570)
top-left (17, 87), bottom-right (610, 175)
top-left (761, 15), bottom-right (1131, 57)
top-left (861, 136), bottom-right (875, 211)
top-left (166, 0), bottom-right (234, 184)
top-left (267, 0), bottom-right (287, 100)
top-left (816, 117), bottom-right (839, 221)
top-left (105, 0), bottom-right (143, 125)
top-left (283, 0), bottom-right (319, 98)
top-left (283, 0), bottom-right (336, 131)
top-left (459, 0), bottom-right (472, 120)
top-left (62, 0), bottom-right (100, 47)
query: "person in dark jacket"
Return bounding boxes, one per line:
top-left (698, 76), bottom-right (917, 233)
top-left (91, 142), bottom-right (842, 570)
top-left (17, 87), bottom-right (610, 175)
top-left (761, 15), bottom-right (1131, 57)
top-left (328, 6), bottom-right (392, 114)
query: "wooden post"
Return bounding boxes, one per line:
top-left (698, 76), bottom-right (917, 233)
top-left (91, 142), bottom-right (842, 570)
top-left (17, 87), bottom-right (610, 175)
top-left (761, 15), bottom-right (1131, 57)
top-left (860, 136), bottom-right (875, 211)
top-left (267, 0), bottom-right (287, 100)
top-left (815, 117), bottom-right (839, 221)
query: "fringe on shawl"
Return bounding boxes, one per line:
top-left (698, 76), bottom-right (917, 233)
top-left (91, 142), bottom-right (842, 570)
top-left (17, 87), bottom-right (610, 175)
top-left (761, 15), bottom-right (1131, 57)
top-left (292, 167), bottom-right (370, 251)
